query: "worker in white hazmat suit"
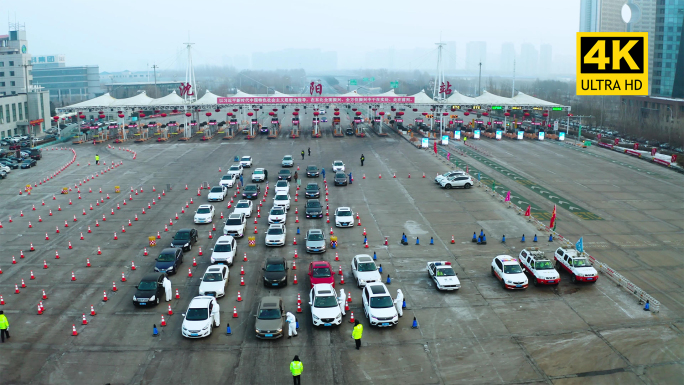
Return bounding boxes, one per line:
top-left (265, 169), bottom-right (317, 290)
top-left (163, 276), bottom-right (172, 302)
top-left (286, 312), bottom-right (297, 338)
top-left (338, 288), bottom-right (346, 316)
top-left (394, 289), bottom-right (404, 317)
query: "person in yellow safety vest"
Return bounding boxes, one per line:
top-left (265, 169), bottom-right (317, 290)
top-left (95, 154), bottom-right (100, 165)
top-left (352, 319), bottom-right (363, 350)
top-left (0, 310), bottom-right (9, 343)
top-left (290, 355), bottom-right (303, 385)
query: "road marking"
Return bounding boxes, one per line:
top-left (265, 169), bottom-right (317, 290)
top-left (552, 142), bottom-right (667, 178)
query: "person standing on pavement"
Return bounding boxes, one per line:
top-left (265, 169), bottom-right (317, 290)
top-left (0, 310), bottom-right (9, 343)
top-left (95, 154), bottom-right (100, 165)
top-left (394, 289), bottom-right (404, 317)
top-left (301, 150), bottom-right (305, 160)
top-left (352, 319), bottom-right (363, 350)
top-left (307, 147), bottom-right (311, 157)
top-left (286, 311), bottom-right (297, 338)
top-left (162, 276), bottom-right (172, 302)
top-left (360, 154), bottom-right (365, 166)
top-left (293, 171), bottom-right (298, 186)
top-left (290, 355), bottom-right (303, 385)
top-left (321, 168), bottom-right (326, 179)
top-left (239, 174), bottom-right (244, 187)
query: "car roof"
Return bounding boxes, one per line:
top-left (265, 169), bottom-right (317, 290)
top-left (279, 169), bottom-right (290, 172)
top-left (198, 204), bottom-right (212, 208)
top-left (215, 235), bottom-right (234, 243)
top-left (260, 296), bottom-right (281, 308)
top-left (230, 164), bottom-right (240, 167)
top-left (188, 296), bottom-right (214, 307)
top-left (495, 255), bottom-right (519, 264)
top-left (269, 223), bottom-right (284, 229)
top-left (307, 165), bottom-right (317, 168)
top-left (335, 172), bottom-right (345, 176)
top-left (355, 254), bottom-right (373, 263)
top-left (337, 207), bottom-right (351, 211)
top-left (205, 266), bottom-right (224, 273)
top-left (237, 200), bottom-right (250, 204)
top-left (333, 160), bottom-right (343, 163)
top-left (308, 229), bottom-right (323, 234)
top-left (313, 283), bottom-right (335, 295)
top-left (254, 167), bottom-right (264, 171)
top-left (177, 228), bottom-right (192, 233)
top-left (228, 213), bottom-right (242, 218)
top-left (159, 248), bottom-right (177, 254)
top-left (266, 257), bottom-right (285, 264)
top-left (306, 183), bottom-right (318, 187)
top-left (311, 261), bottom-right (331, 268)
top-left (241, 156), bottom-right (251, 159)
top-left (141, 273), bottom-right (164, 281)
top-left (276, 180), bottom-right (287, 184)
top-left (367, 283), bottom-right (388, 295)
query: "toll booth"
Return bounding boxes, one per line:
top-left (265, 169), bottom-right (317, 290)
top-left (227, 118), bottom-right (238, 138)
top-left (201, 120), bottom-right (217, 140)
top-left (268, 115), bottom-right (280, 138)
top-left (247, 119), bottom-right (258, 138)
top-left (156, 125), bottom-right (169, 142)
top-left (135, 126), bottom-right (149, 142)
top-left (312, 117), bottom-right (321, 137)
top-left (332, 116), bottom-right (343, 137)
top-left (353, 115), bottom-right (365, 137)
top-left (291, 117), bottom-right (300, 138)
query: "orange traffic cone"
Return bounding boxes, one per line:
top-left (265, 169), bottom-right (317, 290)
top-left (161, 315), bottom-right (167, 327)
top-left (293, 275), bottom-right (298, 284)
top-left (237, 291), bottom-right (242, 302)
top-left (72, 324), bottom-right (78, 336)
top-left (349, 311), bottom-right (355, 323)
top-left (233, 307), bottom-right (238, 318)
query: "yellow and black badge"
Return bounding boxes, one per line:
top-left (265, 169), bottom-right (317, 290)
top-left (577, 32), bottom-right (648, 95)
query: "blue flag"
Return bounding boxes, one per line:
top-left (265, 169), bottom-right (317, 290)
top-left (575, 237), bottom-right (584, 253)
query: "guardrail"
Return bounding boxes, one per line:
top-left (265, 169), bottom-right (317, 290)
top-left (434, 144), bottom-right (661, 313)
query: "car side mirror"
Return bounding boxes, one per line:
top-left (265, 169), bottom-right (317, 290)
top-left (210, 248), bottom-right (213, 251)
top-left (135, 285), bottom-right (139, 289)
top-left (262, 267), bottom-right (266, 270)
top-left (308, 302), bottom-right (312, 306)
top-left (182, 313), bottom-right (186, 317)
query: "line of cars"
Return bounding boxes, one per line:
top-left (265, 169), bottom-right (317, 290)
top-left (434, 170), bottom-right (474, 189)
top-left (0, 147), bottom-right (42, 178)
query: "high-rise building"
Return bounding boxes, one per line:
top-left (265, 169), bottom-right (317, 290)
top-left (500, 43), bottom-right (515, 74)
top-left (539, 44), bottom-right (553, 76)
top-left (465, 41), bottom-right (487, 73)
top-left (519, 43), bottom-right (538, 76)
top-left (653, 0), bottom-right (684, 98)
top-left (0, 25), bottom-right (50, 137)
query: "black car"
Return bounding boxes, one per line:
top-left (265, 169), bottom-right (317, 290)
top-left (29, 149), bottom-right (42, 160)
top-left (170, 228), bottom-right (198, 251)
top-left (278, 169), bottom-right (292, 181)
top-left (154, 247), bottom-right (184, 275)
top-left (262, 257), bottom-right (288, 287)
top-left (133, 273), bottom-right (166, 306)
top-left (346, 128), bottom-right (354, 135)
top-left (242, 184), bottom-right (260, 199)
top-left (306, 165), bottom-right (320, 177)
top-left (334, 172), bottom-right (348, 186)
top-left (21, 159), bottom-right (37, 169)
top-left (305, 199), bottom-right (323, 218)
top-left (305, 183), bottom-right (320, 198)
top-left (0, 170), bottom-right (6, 179)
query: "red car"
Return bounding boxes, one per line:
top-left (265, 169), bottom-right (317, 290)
top-left (308, 261), bottom-right (335, 288)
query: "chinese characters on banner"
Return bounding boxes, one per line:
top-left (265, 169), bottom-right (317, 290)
top-left (179, 83), bottom-right (194, 97)
top-left (310, 82), bottom-right (323, 96)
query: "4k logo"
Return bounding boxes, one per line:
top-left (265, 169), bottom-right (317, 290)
top-left (576, 33), bottom-right (648, 95)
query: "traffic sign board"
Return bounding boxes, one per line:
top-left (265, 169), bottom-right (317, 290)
top-left (349, 79), bottom-right (357, 85)
top-left (390, 81), bottom-right (399, 88)
top-left (362, 78), bottom-right (368, 82)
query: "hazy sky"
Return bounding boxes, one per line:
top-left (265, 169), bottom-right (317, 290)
top-left (8, 0), bottom-right (581, 72)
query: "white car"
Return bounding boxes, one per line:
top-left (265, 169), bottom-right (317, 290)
top-left (198, 265), bottom-right (229, 298)
top-left (268, 206), bottom-right (287, 224)
top-left (181, 296), bottom-right (220, 338)
top-left (0, 164), bottom-right (10, 174)
top-left (194, 204), bottom-right (215, 224)
top-left (335, 207), bottom-right (354, 227)
top-left (361, 282), bottom-right (399, 327)
top-left (207, 185), bottom-right (228, 202)
top-left (281, 155), bottom-right (294, 167)
top-left (309, 284), bottom-right (343, 326)
top-left (223, 213), bottom-right (246, 238)
top-left (554, 247), bottom-right (598, 283)
top-left (265, 223), bottom-right (286, 247)
top-left (440, 175), bottom-right (474, 189)
top-left (427, 261), bottom-right (461, 290)
top-left (519, 248), bottom-right (560, 286)
top-left (232, 200), bottom-right (253, 218)
top-left (273, 193), bottom-right (291, 210)
top-left (491, 255), bottom-right (528, 290)
top-left (318, 109), bottom-right (325, 114)
top-left (351, 254), bottom-right (381, 287)
top-left (227, 164), bottom-right (243, 177)
top-left (332, 160), bottom-right (345, 172)
top-left (239, 156), bottom-right (253, 168)
top-left (219, 174), bottom-right (237, 188)
top-left (435, 171), bottom-right (465, 184)
top-left (251, 168), bottom-right (266, 182)
top-left (274, 180), bottom-right (290, 195)
top-left (210, 235), bottom-right (237, 265)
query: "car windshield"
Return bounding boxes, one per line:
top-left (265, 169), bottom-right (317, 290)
top-left (245, 185), bottom-right (257, 192)
top-left (307, 166), bottom-right (317, 171)
top-left (186, 307), bottom-right (209, 321)
top-left (276, 181), bottom-right (287, 187)
top-left (271, 208), bottom-right (284, 215)
top-left (214, 243), bottom-right (232, 252)
top-left (535, 261), bottom-right (554, 270)
top-left (370, 296), bottom-right (394, 308)
top-left (221, 175), bottom-right (233, 180)
top-left (306, 185), bottom-right (318, 190)
top-left (503, 264), bottom-right (523, 274)
top-left (266, 263), bottom-right (285, 272)
top-left (436, 267), bottom-right (456, 276)
top-left (313, 267), bottom-right (331, 278)
top-left (336, 173), bottom-right (345, 178)
top-left (174, 232), bottom-right (190, 240)
top-left (157, 253), bottom-right (175, 262)
top-left (203, 273), bottom-right (223, 282)
top-left (314, 296), bottom-right (338, 308)
top-left (241, 157), bottom-right (250, 161)
top-left (236, 202), bottom-right (249, 208)
top-left (226, 218), bottom-right (242, 225)
top-left (572, 259), bottom-right (591, 267)
top-left (258, 308), bottom-right (281, 319)
top-left (210, 187), bottom-right (222, 193)
top-left (268, 227), bottom-right (283, 235)
top-left (138, 280), bottom-right (157, 291)
top-left (307, 201), bottom-right (320, 208)
top-left (197, 208), bottom-right (211, 214)
top-left (283, 156), bottom-right (292, 161)
top-left (337, 210), bottom-right (352, 217)
top-left (229, 166), bottom-right (239, 171)
top-left (279, 170), bottom-right (290, 175)
top-left (275, 195), bottom-right (288, 201)
top-left (253, 170), bottom-right (263, 174)
top-left (358, 262), bottom-right (377, 272)
top-left (334, 162), bottom-right (343, 166)
top-left (308, 233), bottom-right (324, 241)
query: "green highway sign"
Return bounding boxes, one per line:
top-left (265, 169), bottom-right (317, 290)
top-left (362, 77), bottom-right (368, 82)
top-left (390, 81), bottom-right (399, 88)
top-left (552, 107), bottom-right (563, 111)
top-left (349, 79), bottom-right (357, 85)
top-left (371, 77), bottom-right (375, 82)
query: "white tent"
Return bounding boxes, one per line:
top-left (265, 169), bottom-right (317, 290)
top-left (232, 89), bottom-right (254, 98)
top-left (117, 91), bottom-right (154, 107)
top-left (66, 93), bottom-right (117, 109)
top-left (408, 90), bottom-right (436, 104)
top-left (193, 90), bottom-right (222, 105)
top-left (472, 91), bottom-right (514, 106)
top-left (149, 91), bottom-right (185, 106)
top-left (445, 91), bottom-right (477, 105)
top-left (338, 90), bottom-right (362, 97)
top-left (377, 89), bottom-right (399, 97)
top-left (511, 92), bottom-right (560, 107)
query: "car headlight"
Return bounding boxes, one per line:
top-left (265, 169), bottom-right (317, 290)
top-left (255, 329), bottom-right (261, 333)
top-left (335, 314), bottom-right (341, 320)
top-left (166, 266), bottom-right (174, 271)
top-left (184, 243), bottom-right (189, 247)
top-left (506, 280), bottom-right (512, 284)
top-left (276, 328), bottom-right (282, 333)
top-left (149, 295), bottom-right (155, 301)
top-left (183, 327), bottom-right (188, 332)
top-left (202, 325), bottom-right (209, 331)
top-left (370, 315), bottom-right (378, 320)
top-left (211, 258), bottom-right (216, 263)
top-left (313, 315), bottom-right (319, 320)
top-left (133, 295), bottom-right (137, 301)
top-left (358, 279), bottom-right (365, 284)
top-left (279, 276), bottom-right (287, 281)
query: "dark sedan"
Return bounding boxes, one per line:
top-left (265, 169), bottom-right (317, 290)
top-left (334, 172), bottom-right (347, 186)
top-left (21, 159), bottom-right (37, 168)
top-left (170, 228), bottom-right (198, 251)
top-left (278, 169), bottom-right (292, 181)
top-left (262, 257), bottom-right (288, 287)
top-left (305, 183), bottom-right (320, 198)
top-left (305, 199), bottom-right (323, 218)
top-left (154, 247), bottom-right (184, 275)
top-left (242, 184), bottom-right (260, 199)
top-left (306, 165), bottom-right (320, 177)
top-left (0, 160), bottom-right (19, 169)
top-left (133, 273), bottom-right (166, 306)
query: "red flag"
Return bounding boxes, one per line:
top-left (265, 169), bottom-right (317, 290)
top-left (524, 205), bottom-right (531, 217)
top-left (549, 205), bottom-right (557, 230)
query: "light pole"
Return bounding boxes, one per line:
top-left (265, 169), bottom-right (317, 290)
top-left (666, 106), bottom-right (673, 144)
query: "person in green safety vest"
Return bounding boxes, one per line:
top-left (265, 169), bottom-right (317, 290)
top-left (95, 154), bottom-right (100, 165)
top-left (0, 310), bottom-right (9, 343)
top-left (352, 319), bottom-right (363, 350)
top-left (290, 355), bottom-right (303, 385)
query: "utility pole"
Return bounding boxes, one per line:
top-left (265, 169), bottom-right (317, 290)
top-left (477, 62), bottom-right (482, 96)
top-left (151, 64), bottom-right (159, 97)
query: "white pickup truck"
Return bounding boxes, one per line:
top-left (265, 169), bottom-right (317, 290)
top-left (426, 261), bottom-right (461, 290)
top-left (554, 247), bottom-right (598, 283)
top-left (518, 248), bottom-right (560, 286)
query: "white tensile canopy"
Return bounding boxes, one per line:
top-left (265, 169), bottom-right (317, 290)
top-left (149, 91), bottom-right (185, 106)
top-left (408, 90), bottom-right (436, 104)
